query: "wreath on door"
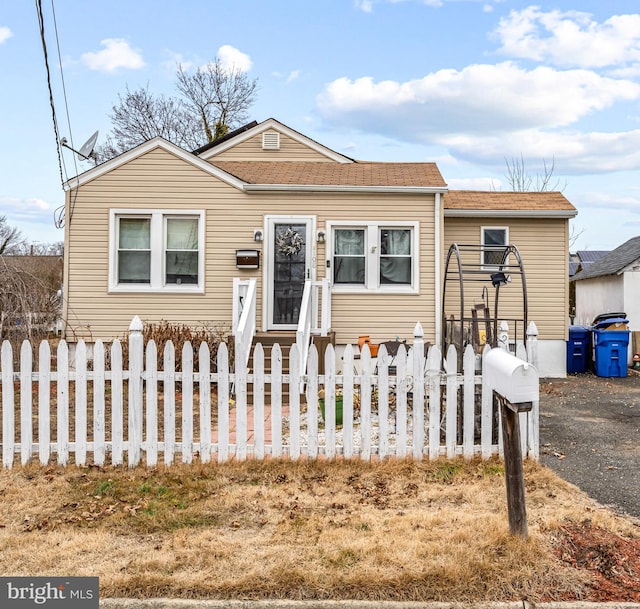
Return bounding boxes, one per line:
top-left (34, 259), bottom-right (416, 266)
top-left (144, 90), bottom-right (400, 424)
top-left (276, 227), bottom-right (303, 257)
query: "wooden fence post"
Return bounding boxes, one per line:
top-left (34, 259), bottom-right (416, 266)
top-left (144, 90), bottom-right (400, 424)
top-left (499, 395), bottom-right (529, 538)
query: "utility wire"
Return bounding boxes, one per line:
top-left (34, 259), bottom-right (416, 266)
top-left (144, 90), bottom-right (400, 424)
top-left (35, 0), bottom-right (65, 189)
top-left (49, 0), bottom-right (80, 227)
top-left (50, 0), bottom-right (78, 183)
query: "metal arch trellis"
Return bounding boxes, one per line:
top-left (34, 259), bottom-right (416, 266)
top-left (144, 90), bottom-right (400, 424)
top-left (441, 243), bottom-right (528, 368)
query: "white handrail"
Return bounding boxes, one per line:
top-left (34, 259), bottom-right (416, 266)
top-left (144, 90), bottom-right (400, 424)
top-left (296, 279), bottom-right (332, 375)
top-left (233, 278), bottom-right (257, 366)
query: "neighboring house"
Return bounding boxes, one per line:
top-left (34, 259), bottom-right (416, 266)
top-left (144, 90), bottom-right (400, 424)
top-left (61, 118), bottom-right (576, 376)
top-left (569, 250), bottom-right (609, 278)
top-left (572, 236), bottom-right (640, 362)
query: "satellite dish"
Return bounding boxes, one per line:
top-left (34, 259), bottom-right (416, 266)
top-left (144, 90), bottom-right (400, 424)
top-left (78, 130), bottom-right (99, 161)
top-left (60, 130), bottom-right (99, 164)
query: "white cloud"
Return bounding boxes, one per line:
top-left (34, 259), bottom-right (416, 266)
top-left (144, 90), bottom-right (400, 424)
top-left (217, 45), bottom-right (252, 72)
top-left (439, 128), bottom-right (640, 175)
top-left (286, 70), bottom-right (301, 83)
top-left (81, 38), bottom-right (145, 72)
top-left (494, 8), bottom-right (640, 69)
top-left (0, 197), bottom-right (53, 228)
top-left (318, 62), bottom-right (640, 137)
top-left (576, 191), bottom-right (640, 212)
top-left (355, 0), bottom-right (503, 11)
top-left (318, 61), bottom-right (640, 175)
top-left (272, 69), bottom-right (301, 83)
top-left (162, 51), bottom-right (192, 73)
top-left (0, 26), bottom-right (12, 44)
top-left (1, 196), bottom-right (51, 212)
top-left (355, 0), bottom-right (373, 12)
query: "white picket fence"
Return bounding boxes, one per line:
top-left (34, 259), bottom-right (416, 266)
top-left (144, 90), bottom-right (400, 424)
top-left (0, 318), bottom-right (539, 468)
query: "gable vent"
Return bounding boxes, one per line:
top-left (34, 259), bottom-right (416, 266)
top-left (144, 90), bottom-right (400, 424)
top-left (262, 132), bottom-right (280, 150)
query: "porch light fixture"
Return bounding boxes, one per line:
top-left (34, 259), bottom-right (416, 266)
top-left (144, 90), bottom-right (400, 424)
top-left (317, 230), bottom-right (326, 243)
top-left (490, 272), bottom-right (512, 288)
top-left (253, 229), bottom-right (263, 242)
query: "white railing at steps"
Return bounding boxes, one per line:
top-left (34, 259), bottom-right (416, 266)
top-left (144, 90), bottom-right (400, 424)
top-left (296, 278), bottom-right (332, 374)
top-left (232, 278), bottom-right (257, 366)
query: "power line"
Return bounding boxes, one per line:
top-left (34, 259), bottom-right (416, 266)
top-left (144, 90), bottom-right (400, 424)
top-left (36, 0), bottom-right (82, 229)
top-left (50, 0), bottom-right (79, 184)
top-left (35, 0), bottom-right (65, 189)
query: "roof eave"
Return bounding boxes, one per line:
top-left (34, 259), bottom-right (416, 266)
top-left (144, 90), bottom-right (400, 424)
top-left (444, 208), bottom-right (578, 219)
top-left (63, 138), bottom-right (246, 191)
top-left (242, 184), bottom-right (448, 194)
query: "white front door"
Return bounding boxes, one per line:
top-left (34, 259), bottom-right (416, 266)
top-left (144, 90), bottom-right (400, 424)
top-left (266, 216), bottom-right (315, 330)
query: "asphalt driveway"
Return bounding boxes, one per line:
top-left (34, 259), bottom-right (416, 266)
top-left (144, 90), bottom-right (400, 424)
top-left (539, 371), bottom-right (640, 520)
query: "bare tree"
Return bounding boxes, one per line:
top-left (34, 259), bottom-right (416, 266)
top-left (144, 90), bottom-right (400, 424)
top-left (175, 59), bottom-right (257, 144)
top-left (504, 154), bottom-right (567, 192)
top-left (12, 241), bottom-right (64, 256)
top-left (95, 85), bottom-right (203, 162)
top-left (95, 58), bottom-right (258, 162)
top-left (0, 255), bottom-right (62, 347)
top-left (0, 215), bottom-right (26, 255)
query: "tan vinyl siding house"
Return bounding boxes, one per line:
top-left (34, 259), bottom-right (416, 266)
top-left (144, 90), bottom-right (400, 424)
top-left (62, 118), bottom-right (577, 376)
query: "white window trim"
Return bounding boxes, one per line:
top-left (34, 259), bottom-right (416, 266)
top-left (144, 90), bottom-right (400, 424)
top-left (326, 220), bottom-right (419, 294)
top-left (481, 225), bottom-right (509, 270)
top-left (109, 209), bottom-right (205, 293)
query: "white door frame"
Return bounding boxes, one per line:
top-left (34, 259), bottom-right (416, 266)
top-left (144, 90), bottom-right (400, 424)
top-left (263, 215), bottom-right (316, 331)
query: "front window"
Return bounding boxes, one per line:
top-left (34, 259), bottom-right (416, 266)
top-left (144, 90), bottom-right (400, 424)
top-left (110, 210), bottom-right (204, 292)
top-left (380, 228), bottom-right (411, 284)
top-left (334, 229), bottom-right (365, 284)
top-left (165, 217), bottom-right (199, 284)
top-left (329, 222), bottom-right (418, 292)
top-left (117, 217), bottom-right (151, 284)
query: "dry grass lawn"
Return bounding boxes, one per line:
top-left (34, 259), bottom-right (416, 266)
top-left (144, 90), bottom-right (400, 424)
top-left (1, 458), bottom-right (639, 602)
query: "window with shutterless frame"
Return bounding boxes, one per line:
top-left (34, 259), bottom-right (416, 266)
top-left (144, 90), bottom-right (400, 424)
top-left (327, 221), bottom-right (419, 293)
top-left (481, 226), bottom-right (509, 267)
top-left (109, 209), bottom-right (205, 293)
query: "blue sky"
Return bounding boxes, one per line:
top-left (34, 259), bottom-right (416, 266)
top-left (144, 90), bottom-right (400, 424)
top-left (2, 0), bottom-right (640, 251)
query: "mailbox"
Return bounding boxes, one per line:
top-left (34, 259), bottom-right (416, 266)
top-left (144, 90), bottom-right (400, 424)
top-left (484, 348), bottom-right (539, 406)
top-left (236, 249), bottom-right (260, 269)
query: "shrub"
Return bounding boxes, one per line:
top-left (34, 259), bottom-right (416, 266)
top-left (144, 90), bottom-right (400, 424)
top-left (119, 320), bottom-right (234, 372)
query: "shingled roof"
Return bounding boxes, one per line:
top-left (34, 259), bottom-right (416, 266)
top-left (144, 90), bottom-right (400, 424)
top-left (210, 161), bottom-right (446, 188)
top-left (572, 236), bottom-right (640, 281)
top-left (443, 190), bottom-right (577, 213)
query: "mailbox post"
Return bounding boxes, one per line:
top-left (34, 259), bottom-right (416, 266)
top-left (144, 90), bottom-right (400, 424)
top-left (484, 348), bottom-right (539, 538)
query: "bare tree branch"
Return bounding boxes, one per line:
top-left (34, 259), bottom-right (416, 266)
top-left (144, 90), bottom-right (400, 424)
top-left (504, 155), bottom-right (567, 192)
top-left (0, 215), bottom-right (26, 255)
top-left (95, 58), bottom-right (258, 162)
top-left (0, 255), bottom-right (62, 346)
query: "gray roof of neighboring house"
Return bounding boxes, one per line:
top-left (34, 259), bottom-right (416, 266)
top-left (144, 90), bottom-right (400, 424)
top-left (572, 236), bottom-right (640, 281)
top-left (577, 250), bottom-right (609, 264)
top-left (569, 250), bottom-right (610, 277)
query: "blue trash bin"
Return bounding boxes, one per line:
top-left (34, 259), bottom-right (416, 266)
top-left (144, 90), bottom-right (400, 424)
top-left (593, 328), bottom-right (630, 377)
top-left (567, 325), bottom-right (591, 374)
